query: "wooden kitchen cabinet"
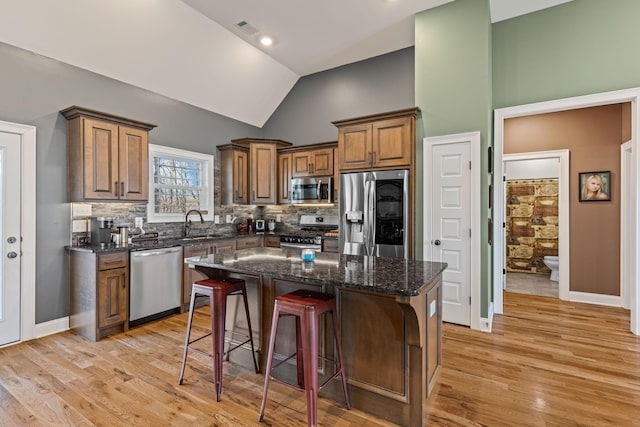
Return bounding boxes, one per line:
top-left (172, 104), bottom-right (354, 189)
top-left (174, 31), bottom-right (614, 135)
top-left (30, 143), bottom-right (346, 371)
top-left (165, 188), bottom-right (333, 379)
top-left (333, 108), bottom-right (419, 171)
top-left (278, 153), bottom-right (293, 204)
top-left (220, 138), bottom-right (292, 205)
top-left (219, 145), bottom-right (250, 205)
top-left (291, 147), bottom-right (334, 177)
top-left (61, 106), bottom-right (156, 202)
top-left (69, 250), bottom-right (129, 341)
top-left (264, 235), bottom-right (280, 248)
top-left (236, 235), bottom-right (263, 250)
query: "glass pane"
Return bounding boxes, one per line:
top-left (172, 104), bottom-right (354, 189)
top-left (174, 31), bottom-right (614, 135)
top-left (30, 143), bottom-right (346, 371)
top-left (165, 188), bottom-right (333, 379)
top-left (375, 179), bottom-right (404, 245)
top-left (153, 188), bottom-right (203, 214)
top-left (154, 157), bottom-right (202, 187)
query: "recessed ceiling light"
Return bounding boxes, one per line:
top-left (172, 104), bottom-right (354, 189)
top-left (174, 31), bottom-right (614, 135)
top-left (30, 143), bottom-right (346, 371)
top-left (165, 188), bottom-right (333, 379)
top-left (260, 36), bottom-right (274, 46)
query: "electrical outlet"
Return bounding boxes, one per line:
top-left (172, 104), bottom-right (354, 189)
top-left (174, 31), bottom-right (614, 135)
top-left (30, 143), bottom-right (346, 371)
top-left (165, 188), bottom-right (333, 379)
top-left (276, 214), bottom-right (282, 222)
top-left (134, 217), bottom-right (144, 228)
top-left (226, 215), bottom-right (232, 223)
top-left (214, 215), bottom-right (220, 224)
top-left (72, 203), bottom-right (91, 217)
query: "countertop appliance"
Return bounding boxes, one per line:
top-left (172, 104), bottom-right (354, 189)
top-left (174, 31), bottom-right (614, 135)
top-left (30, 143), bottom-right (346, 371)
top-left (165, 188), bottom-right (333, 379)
top-left (90, 217), bottom-right (114, 246)
top-left (255, 219), bottom-right (265, 233)
top-left (129, 246), bottom-right (182, 326)
top-left (279, 215), bottom-right (338, 251)
top-left (291, 176), bottom-right (333, 204)
top-left (340, 170), bottom-right (409, 259)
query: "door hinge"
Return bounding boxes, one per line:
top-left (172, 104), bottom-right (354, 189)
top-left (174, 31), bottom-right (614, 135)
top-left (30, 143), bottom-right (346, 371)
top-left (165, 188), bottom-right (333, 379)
top-left (503, 175), bottom-right (506, 182)
top-left (469, 161), bottom-right (472, 170)
top-left (469, 296), bottom-right (472, 305)
top-left (469, 228), bottom-right (472, 237)
top-left (502, 222), bottom-right (506, 228)
top-left (503, 268), bottom-right (506, 275)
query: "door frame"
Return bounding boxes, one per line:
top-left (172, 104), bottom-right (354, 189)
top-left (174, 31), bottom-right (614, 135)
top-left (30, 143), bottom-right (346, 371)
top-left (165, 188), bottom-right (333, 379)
top-left (621, 140), bottom-right (634, 313)
top-left (493, 88), bottom-right (640, 335)
top-left (503, 150), bottom-right (570, 301)
top-left (424, 131), bottom-right (481, 330)
top-left (0, 120), bottom-right (36, 345)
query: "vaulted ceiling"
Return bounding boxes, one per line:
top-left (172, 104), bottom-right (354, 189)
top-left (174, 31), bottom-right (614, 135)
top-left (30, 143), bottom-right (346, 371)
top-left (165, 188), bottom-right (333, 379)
top-left (0, 0), bottom-right (572, 127)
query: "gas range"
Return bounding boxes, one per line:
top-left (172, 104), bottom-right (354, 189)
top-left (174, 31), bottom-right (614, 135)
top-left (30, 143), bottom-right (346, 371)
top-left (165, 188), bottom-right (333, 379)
top-left (279, 215), bottom-right (338, 251)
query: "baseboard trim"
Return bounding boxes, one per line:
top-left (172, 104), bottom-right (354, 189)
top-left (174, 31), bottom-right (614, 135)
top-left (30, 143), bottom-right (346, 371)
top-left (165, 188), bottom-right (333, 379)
top-left (480, 302), bottom-right (494, 333)
top-left (34, 316), bottom-right (69, 339)
top-left (569, 291), bottom-right (622, 307)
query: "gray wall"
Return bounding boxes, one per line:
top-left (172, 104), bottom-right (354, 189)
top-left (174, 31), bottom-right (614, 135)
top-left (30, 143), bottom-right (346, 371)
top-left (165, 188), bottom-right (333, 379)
top-left (1, 41), bottom-right (415, 325)
top-left (0, 42), bottom-right (260, 323)
top-left (262, 47), bottom-right (415, 145)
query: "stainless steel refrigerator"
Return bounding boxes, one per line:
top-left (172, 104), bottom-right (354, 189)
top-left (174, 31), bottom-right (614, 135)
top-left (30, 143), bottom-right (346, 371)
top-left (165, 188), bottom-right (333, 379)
top-left (339, 169), bottom-right (409, 259)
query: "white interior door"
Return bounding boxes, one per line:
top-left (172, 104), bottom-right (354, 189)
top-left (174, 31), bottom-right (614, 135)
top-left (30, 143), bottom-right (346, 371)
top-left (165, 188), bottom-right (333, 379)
top-left (430, 142), bottom-right (471, 326)
top-left (0, 130), bottom-right (22, 345)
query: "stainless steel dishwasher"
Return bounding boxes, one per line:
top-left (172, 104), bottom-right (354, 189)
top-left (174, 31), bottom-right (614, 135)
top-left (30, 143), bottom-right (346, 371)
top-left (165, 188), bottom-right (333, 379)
top-left (129, 246), bottom-right (183, 326)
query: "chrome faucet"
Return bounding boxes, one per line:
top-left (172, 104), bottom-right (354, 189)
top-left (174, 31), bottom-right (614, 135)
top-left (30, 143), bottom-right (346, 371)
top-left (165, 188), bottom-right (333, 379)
top-left (184, 209), bottom-right (204, 236)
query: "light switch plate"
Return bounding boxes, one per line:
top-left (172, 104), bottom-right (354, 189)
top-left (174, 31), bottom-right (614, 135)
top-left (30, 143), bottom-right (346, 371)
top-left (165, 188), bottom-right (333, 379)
top-left (134, 217), bottom-right (144, 228)
top-left (214, 215), bottom-right (220, 224)
top-left (276, 214), bottom-right (282, 222)
top-left (226, 215), bottom-right (232, 223)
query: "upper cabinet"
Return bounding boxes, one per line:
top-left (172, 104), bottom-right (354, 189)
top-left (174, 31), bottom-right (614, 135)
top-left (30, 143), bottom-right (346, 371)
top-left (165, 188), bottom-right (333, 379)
top-left (61, 106), bottom-right (156, 202)
top-left (333, 108), bottom-right (420, 171)
top-left (291, 147), bottom-right (334, 177)
top-left (219, 138), bottom-right (292, 205)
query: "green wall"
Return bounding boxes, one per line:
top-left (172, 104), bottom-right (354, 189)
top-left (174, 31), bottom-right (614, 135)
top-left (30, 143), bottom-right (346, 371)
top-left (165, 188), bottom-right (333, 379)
top-left (415, 0), bottom-right (493, 316)
top-left (493, 0), bottom-right (640, 109)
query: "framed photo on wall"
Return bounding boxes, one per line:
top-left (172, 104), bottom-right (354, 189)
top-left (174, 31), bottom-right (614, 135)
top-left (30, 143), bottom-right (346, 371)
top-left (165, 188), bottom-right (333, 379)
top-left (579, 171), bottom-right (611, 202)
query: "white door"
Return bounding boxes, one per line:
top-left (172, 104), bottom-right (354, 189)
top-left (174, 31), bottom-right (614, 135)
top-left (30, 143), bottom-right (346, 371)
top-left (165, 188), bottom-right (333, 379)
top-left (430, 142), bottom-right (471, 326)
top-left (0, 130), bottom-right (22, 345)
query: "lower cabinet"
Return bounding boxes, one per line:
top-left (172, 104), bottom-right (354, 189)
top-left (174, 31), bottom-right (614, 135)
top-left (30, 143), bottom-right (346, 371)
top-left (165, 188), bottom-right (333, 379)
top-left (236, 235), bottom-right (263, 250)
top-left (264, 235), bottom-right (280, 248)
top-left (69, 250), bottom-right (129, 341)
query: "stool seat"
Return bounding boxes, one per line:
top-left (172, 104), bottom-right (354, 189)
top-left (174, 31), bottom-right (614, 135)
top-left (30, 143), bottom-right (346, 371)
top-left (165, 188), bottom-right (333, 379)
top-left (178, 277), bottom-right (259, 402)
top-left (259, 289), bottom-right (350, 427)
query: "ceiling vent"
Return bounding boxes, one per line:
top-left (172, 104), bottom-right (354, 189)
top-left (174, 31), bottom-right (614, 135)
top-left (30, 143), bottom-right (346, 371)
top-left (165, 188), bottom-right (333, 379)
top-left (235, 20), bottom-right (259, 35)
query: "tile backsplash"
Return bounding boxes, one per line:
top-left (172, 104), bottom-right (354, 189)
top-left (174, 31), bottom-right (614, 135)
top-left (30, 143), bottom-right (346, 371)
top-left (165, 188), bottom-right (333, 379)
top-left (70, 202), bottom-right (338, 244)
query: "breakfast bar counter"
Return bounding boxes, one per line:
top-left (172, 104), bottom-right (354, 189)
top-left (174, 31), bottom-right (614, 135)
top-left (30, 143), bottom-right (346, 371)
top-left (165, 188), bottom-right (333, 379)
top-left (185, 248), bottom-right (446, 427)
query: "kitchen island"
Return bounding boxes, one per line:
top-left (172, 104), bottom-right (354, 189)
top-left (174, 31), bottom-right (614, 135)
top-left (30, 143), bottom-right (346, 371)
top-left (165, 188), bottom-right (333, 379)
top-left (185, 248), bottom-right (446, 427)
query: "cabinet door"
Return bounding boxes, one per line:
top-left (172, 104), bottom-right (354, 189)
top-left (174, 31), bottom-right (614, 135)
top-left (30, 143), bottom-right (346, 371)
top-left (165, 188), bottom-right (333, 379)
top-left (97, 267), bottom-right (128, 328)
top-left (119, 126), bottom-right (149, 201)
top-left (264, 235), bottom-right (280, 248)
top-left (371, 117), bottom-right (412, 168)
top-left (236, 236), bottom-right (263, 250)
top-left (250, 143), bottom-right (277, 204)
top-left (83, 119), bottom-right (120, 200)
top-left (291, 151), bottom-right (313, 177)
top-left (311, 148), bottom-right (334, 176)
top-left (338, 123), bottom-right (372, 170)
top-left (215, 239), bottom-right (236, 253)
top-left (233, 150), bottom-right (249, 204)
top-left (278, 153), bottom-right (292, 204)
top-left (182, 243), bottom-right (215, 306)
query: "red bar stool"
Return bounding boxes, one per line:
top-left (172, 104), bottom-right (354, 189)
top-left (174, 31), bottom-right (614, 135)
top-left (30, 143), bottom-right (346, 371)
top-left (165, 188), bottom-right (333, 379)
top-left (259, 289), bottom-right (350, 426)
top-left (178, 277), bottom-right (259, 401)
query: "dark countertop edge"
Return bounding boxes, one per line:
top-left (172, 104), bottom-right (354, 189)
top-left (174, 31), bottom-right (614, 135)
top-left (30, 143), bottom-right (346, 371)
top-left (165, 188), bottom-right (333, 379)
top-left (185, 254), bottom-right (447, 298)
top-left (65, 232), bottom-right (279, 253)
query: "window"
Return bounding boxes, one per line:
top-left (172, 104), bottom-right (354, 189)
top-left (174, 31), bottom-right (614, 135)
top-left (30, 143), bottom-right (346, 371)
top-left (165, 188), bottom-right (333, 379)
top-left (147, 144), bottom-right (214, 223)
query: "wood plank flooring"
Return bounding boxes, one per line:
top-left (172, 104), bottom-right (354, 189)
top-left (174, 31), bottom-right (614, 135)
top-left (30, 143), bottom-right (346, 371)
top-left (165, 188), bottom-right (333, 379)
top-left (1, 292), bottom-right (639, 426)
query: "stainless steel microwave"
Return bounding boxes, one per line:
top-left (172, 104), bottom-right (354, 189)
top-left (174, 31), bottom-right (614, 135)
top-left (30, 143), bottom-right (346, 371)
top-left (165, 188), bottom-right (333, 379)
top-left (291, 177), bottom-right (333, 204)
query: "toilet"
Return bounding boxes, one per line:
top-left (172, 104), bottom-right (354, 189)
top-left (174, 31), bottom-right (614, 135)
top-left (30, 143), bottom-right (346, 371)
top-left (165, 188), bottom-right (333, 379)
top-left (543, 256), bottom-right (559, 282)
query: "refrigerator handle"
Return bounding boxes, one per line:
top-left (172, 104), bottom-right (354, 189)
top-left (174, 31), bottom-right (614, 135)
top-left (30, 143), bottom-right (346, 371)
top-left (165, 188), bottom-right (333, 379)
top-left (363, 175), bottom-right (371, 256)
top-left (368, 176), bottom-right (375, 255)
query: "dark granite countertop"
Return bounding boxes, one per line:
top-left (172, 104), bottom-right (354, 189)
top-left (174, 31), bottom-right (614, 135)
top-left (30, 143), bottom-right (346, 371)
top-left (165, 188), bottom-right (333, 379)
top-left (65, 232), bottom-right (275, 253)
top-left (185, 247), bottom-right (447, 297)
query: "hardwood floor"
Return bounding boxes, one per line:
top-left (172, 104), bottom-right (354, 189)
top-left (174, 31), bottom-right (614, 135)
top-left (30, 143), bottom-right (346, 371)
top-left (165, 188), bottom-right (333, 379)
top-left (1, 293), bottom-right (639, 426)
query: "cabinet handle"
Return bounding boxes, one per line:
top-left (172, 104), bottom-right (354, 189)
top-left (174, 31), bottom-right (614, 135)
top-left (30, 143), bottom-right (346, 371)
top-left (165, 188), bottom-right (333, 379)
top-left (114, 181), bottom-right (118, 197)
top-left (235, 190), bottom-right (238, 200)
top-left (252, 191), bottom-right (255, 202)
top-left (372, 152), bottom-right (376, 164)
top-left (120, 182), bottom-right (124, 197)
top-left (310, 163), bottom-right (314, 173)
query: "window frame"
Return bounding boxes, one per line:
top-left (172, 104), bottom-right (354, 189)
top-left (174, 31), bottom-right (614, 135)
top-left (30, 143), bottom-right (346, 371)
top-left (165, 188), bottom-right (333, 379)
top-left (146, 144), bottom-right (214, 223)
